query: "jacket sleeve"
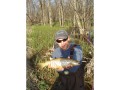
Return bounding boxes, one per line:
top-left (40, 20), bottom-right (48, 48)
top-left (73, 45), bottom-right (83, 63)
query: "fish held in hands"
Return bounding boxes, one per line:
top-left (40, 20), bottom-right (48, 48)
top-left (38, 58), bottom-right (80, 69)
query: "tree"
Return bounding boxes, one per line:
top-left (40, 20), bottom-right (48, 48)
top-left (26, 0), bottom-right (94, 34)
top-left (58, 0), bottom-right (64, 27)
top-left (48, 0), bottom-right (53, 27)
top-left (39, 0), bottom-right (47, 25)
top-left (73, 0), bottom-right (84, 34)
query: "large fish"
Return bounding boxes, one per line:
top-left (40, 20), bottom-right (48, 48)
top-left (38, 58), bottom-right (80, 69)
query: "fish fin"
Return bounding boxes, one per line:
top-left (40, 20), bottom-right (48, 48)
top-left (56, 66), bottom-right (64, 71)
top-left (37, 62), bottom-right (46, 69)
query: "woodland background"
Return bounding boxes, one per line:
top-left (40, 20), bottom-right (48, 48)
top-left (26, 0), bottom-right (94, 90)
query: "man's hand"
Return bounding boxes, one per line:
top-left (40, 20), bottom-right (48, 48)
top-left (64, 64), bottom-right (73, 69)
top-left (56, 66), bottom-right (64, 71)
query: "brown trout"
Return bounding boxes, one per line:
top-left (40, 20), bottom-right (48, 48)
top-left (38, 58), bottom-right (80, 69)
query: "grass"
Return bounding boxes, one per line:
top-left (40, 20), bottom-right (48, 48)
top-left (27, 25), bottom-right (69, 52)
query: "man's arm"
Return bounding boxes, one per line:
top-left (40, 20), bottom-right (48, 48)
top-left (73, 45), bottom-right (83, 63)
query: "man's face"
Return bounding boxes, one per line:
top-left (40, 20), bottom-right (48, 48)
top-left (56, 37), bottom-right (70, 50)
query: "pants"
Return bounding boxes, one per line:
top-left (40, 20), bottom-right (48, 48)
top-left (51, 63), bottom-right (85, 90)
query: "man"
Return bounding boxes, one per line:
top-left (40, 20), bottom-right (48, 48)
top-left (49, 30), bottom-right (85, 90)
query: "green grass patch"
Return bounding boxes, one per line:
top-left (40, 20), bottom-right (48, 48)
top-left (27, 25), bottom-right (68, 52)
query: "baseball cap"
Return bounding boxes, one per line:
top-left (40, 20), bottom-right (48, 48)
top-left (55, 30), bottom-right (68, 40)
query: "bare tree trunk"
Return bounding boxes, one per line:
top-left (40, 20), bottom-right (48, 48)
top-left (58, 4), bottom-right (61, 26)
top-left (27, 0), bottom-right (36, 24)
top-left (61, 0), bottom-right (64, 27)
top-left (43, 0), bottom-right (46, 25)
top-left (73, 0), bottom-right (84, 34)
top-left (48, 0), bottom-right (52, 27)
top-left (26, 13), bottom-right (34, 25)
top-left (58, 0), bottom-right (64, 27)
top-left (39, 0), bottom-right (46, 25)
top-left (73, 14), bottom-right (76, 27)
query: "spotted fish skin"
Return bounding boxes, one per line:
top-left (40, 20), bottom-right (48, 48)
top-left (38, 58), bottom-right (80, 69)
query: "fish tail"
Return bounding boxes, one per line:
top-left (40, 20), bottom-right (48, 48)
top-left (37, 62), bottom-right (47, 69)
